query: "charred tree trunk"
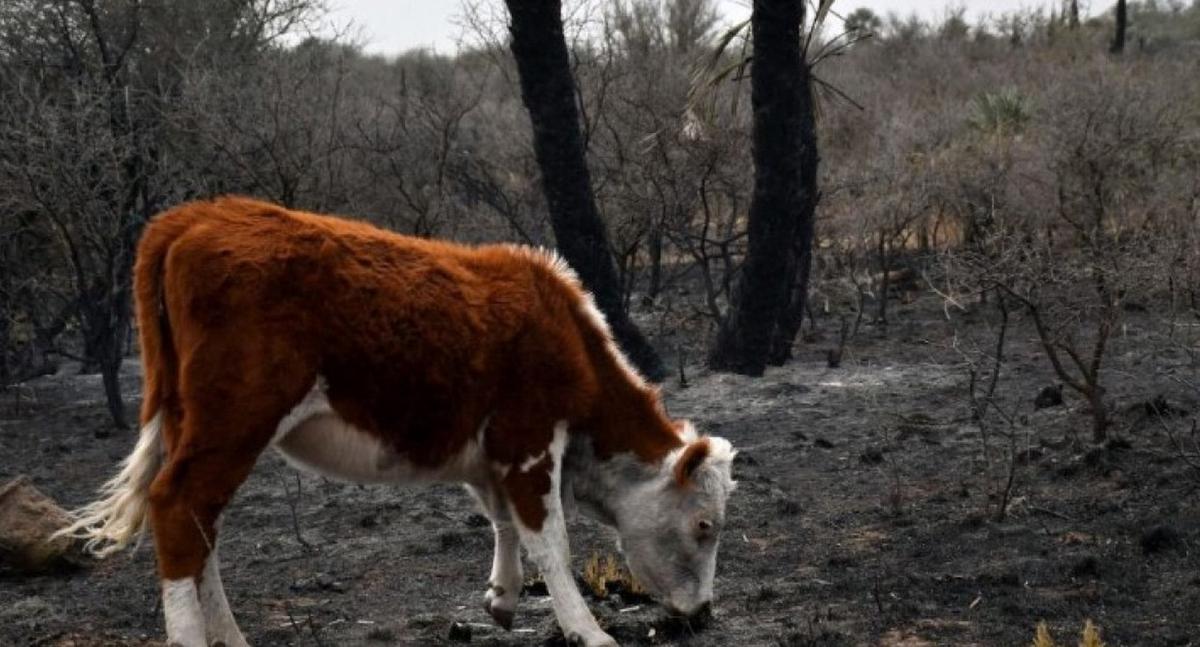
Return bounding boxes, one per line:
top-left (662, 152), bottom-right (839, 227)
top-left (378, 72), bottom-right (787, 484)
top-left (0, 315), bottom-right (9, 388)
top-left (709, 0), bottom-right (808, 376)
top-left (766, 236), bottom-right (812, 365)
top-left (80, 284), bottom-right (111, 375)
top-left (767, 113), bottom-right (819, 364)
top-left (0, 263), bottom-right (13, 387)
top-left (504, 0), bottom-right (666, 381)
top-left (876, 234), bottom-right (891, 327)
top-left (647, 223), bottom-right (664, 302)
top-left (1088, 386), bottom-right (1109, 443)
top-left (1069, 0), bottom-right (1080, 29)
top-left (99, 334), bottom-right (128, 430)
top-left (766, 52), bottom-right (819, 367)
top-left (78, 260), bottom-right (134, 430)
top-left (86, 151), bottom-right (154, 430)
top-left (79, 299), bottom-right (129, 429)
top-left (763, 180), bottom-right (820, 367)
top-left (1111, 0), bottom-right (1127, 53)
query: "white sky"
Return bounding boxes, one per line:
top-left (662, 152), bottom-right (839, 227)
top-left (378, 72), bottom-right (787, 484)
top-left (322, 1), bottom-right (1099, 56)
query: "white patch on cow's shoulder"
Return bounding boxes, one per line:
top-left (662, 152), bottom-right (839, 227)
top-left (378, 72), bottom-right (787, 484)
top-left (517, 429), bottom-right (553, 473)
top-left (515, 420), bottom-right (569, 473)
top-left (519, 452), bottom-right (544, 473)
top-left (511, 421), bottom-right (614, 643)
top-left (272, 379), bottom-right (487, 484)
top-left (163, 578), bottom-right (206, 647)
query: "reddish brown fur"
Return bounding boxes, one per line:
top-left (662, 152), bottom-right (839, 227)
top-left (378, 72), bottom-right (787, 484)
top-left (673, 438), bottom-right (711, 487)
top-left (133, 196), bottom-right (685, 580)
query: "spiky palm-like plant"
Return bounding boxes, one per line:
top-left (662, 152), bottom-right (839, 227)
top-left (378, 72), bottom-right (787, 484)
top-left (969, 87), bottom-right (1033, 137)
top-left (691, 1), bottom-right (862, 373)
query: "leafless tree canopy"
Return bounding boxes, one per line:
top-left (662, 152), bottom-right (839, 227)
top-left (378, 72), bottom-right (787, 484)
top-left (1, 0), bottom-right (1198, 432)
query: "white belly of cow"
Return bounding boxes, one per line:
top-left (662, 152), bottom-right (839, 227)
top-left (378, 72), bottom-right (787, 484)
top-left (272, 380), bottom-right (485, 484)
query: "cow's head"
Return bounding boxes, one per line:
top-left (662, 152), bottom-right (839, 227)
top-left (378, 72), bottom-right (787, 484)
top-left (614, 426), bottom-right (736, 618)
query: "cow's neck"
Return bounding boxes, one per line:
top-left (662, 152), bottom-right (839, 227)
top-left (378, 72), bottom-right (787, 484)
top-left (563, 384), bottom-right (684, 527)
top-left (578, 348), bottom-right (682, 461)
top-left (559, 301), bottom-right (684, 524)
top-left (562, 436), bottom-right (651, 527)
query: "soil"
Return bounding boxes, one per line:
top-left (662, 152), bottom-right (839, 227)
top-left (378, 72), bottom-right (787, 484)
top-left (2, 296), bottom-right (1199, 647)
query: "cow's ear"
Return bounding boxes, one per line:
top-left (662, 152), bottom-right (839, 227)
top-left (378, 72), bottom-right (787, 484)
top-left (674, 439), bottom-right (711, 487)
top-left (672, 419), bottom-right (697, 441)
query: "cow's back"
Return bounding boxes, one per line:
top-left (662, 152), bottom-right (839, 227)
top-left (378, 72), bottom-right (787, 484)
top-left (142, 196), bottom-right (590, 467)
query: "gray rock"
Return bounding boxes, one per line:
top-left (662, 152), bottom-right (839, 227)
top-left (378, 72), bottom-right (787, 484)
top-left (0, 475), bottom-right (85, 573)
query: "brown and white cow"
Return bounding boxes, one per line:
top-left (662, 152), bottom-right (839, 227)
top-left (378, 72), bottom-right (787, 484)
top-left (55, 197), bottom-right (736, 647)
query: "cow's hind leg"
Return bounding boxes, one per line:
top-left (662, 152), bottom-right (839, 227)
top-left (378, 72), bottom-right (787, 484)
top-left (467, 483), bottom-right (523, 629)
top-left (148, 410), bottom-right (278, 646)
top-left (198, 525), bottom-right (248, 647)
top-left (150, 451), bottom-right (257, 647)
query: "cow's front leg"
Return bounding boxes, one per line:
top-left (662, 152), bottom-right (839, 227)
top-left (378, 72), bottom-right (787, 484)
top-left (466, 484), bottom-right (523, 629)
top-left (503, 426), bottom-right (616, 647)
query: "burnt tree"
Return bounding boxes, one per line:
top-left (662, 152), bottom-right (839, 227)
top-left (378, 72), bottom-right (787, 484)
top-left (709, 0), bottom-right (813, 375)
top-left (504, 0), bottom-right (666, 381)
top-left (767, 63), bottom-right (818, 366)
top-left (1111, 0), bottom-right (1127, 53)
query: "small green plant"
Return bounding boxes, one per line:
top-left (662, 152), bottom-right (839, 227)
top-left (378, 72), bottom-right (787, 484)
top-left (969, 87), bottom-right (1032, 136)
top-left (1030, 619), bottom-right (1107, 647)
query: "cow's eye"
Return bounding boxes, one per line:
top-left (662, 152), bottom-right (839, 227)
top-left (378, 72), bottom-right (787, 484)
top-left (696, 519), bottom-right (714, 537)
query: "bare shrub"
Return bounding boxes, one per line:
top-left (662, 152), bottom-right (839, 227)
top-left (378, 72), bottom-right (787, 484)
top-left (937, 56), bottom-right (1194, 443)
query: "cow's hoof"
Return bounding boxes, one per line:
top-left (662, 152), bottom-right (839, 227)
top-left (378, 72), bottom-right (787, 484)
top-left (566, 630), bottom-right (619, 647)
top-left (484, 600), bottom-right (515, 630)
top-left (483, 585), bottom-right (516, 630)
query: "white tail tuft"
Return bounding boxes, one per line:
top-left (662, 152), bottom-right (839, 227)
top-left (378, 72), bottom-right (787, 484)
top-left (53, 412), bottom-right (164, 557)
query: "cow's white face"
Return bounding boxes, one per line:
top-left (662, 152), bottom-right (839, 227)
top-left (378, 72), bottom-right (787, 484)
top-left (615, 434), bottom-right (736, 618)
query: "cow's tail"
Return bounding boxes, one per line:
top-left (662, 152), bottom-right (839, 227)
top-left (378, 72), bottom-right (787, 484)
top-left (52, 413), bottom-right (164, 557)
top-left (53, 213), bottom-right (186, 557)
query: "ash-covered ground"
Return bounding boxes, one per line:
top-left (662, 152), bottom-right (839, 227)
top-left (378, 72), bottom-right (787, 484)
top-left (3, 300), bottom-right (1198, 646)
